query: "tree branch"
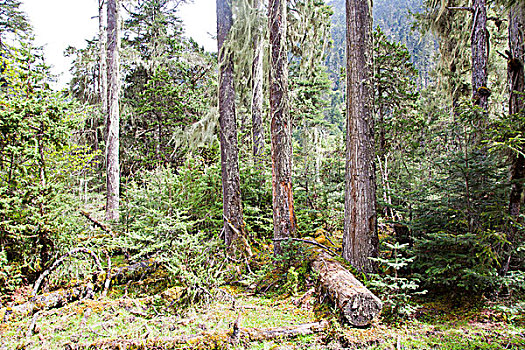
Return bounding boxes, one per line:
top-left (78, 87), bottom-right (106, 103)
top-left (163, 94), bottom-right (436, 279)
top-left (272, 238), bottom-right (339, 257)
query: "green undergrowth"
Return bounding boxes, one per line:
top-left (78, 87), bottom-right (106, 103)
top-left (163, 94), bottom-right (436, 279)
top-left (1, 283), bottom-right (525, 349)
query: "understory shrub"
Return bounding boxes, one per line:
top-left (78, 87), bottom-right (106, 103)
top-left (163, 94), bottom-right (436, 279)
top-left (118, 161), bottom-right (226, 305)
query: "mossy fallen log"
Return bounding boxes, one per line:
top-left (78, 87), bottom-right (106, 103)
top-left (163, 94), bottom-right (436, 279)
top-left (311, 251), bottom-right (382, 327)
top-left (2, 282), bottom-right (95, 322)
top-left (64, 320), bottom-right (328, 349)
top-left (1, 258), bottom-right (158, 322)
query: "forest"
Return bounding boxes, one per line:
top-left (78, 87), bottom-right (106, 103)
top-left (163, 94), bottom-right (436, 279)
top-left (1, 0), bottom-right (525, 348)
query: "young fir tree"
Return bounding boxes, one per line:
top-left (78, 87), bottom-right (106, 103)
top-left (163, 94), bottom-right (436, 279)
top-left (343, 0), bottom-right (378, 273)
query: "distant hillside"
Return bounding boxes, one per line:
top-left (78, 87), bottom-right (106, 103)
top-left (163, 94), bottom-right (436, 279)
top-left (325, 0), bottom-right (436, 87)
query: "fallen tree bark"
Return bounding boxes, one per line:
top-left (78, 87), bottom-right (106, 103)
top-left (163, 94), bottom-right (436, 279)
top-left (64, 320), bottom-right (328, 349)
top-left (311, 251), bottom-right (382, 326)
top-left (2, 259), bottom-right (158, 322)
top-left (3, 282), bottom-right (95, 322)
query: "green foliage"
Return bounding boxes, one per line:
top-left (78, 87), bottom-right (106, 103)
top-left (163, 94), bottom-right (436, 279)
top-left (239, 164), bottom-right (273, 240)
top-left (118, 161), bottom-right (226, 305)
top-left (0, 43), bottom-right (97, 291)
top-left (0, 248), bottom-right (22, 296)
top-left (370, 241), bottom-right (426, 318)
top-left (0, 0), bottom-right (31, 40)
top-left (407, 102), bottom-right (509, 292)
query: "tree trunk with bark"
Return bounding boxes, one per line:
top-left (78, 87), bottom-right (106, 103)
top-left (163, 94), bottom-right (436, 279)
top-left (471, 0), bottom-right (489, 109)
top-left (501, 4), bottom-right (525, 277)
top-left (252, 0), bottom-right (265, 165)
top-left (217, 0), bottom-right (244, 248)
top-left (98, 0), bottom-right (107, 134)
top-left (106, 0), bottom-right (120, 221)
top-left (269, 0), bottom-right (296, 255)
top-left (311, 251), bottom-right (382, 326)
top-left (343, 0), bottom-right (378, 274)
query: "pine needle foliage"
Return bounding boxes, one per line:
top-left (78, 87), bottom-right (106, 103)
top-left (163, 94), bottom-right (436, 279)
top-left (118, 161), bottom-right (226, 305)
top-left (0, 43), bottom-right (98, 294)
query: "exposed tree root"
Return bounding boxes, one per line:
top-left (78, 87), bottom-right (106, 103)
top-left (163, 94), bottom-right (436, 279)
top-left (64, 320), bottom-right (328, 349)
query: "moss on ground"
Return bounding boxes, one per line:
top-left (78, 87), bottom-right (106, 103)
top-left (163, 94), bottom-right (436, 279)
top-left (1, 283), bottom-right (524, 349)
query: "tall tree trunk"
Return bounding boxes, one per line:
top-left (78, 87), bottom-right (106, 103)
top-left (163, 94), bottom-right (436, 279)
top-left (501, 4), bottom-right (525, 277)
top-left (269, 0), bottom-right (296, 255)
top-left (106, 0), bottom-right (120, 221)
top-left (217, 0), bottom-right (244, 248)
top-left (343, 0), bottom-right (378, 274)
top-left (98, 0), bottom-right (107, 153)
top-left (252, 0), bottom-right (265, 165)
top-left (471, 0), bottom-right (488, 110)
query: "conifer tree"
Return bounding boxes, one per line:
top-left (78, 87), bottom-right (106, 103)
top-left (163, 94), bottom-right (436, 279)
top-left (106, 0), bottom-right (120, 221)
top-left (471, 0), bottom-right (489, 109)
top-left (501, 2), bottom-right (525, 276)
top-left (217, 0), bottom-right (244, 248)
top-left (252, 0), bottom-right (265, 163)
top-left (269, 0), bottom-right (296, 255)
top-left (343, 0), bottom-right (378, 273)
top-left (98, 0), bottom-right (107, 152)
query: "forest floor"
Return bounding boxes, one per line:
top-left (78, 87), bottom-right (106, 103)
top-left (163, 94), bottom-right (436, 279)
top-left (1, 280), bottom-right (525, 350)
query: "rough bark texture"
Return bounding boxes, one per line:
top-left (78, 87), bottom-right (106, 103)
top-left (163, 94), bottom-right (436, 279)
top-left (3, 283), bottom-right (96, 322)
top-left (269, 0), bottom-right (296, 255)
top-left (2, 259), bottom-right (158, 321)
top-left (64, 321), bottom-right (328, 349)
top-left (99, 0), bottom-right (107, 122)
top-left (501, 4), bottom-right (525, 276)
top-left (471, 0), bottom-right (488, 109)
top-left (311, 251), bottom-right (382, 326)
top-left (343, 0), bottom-right (378, 273)
top-left (252, 0), bottom-right (265, 164)
top-left (106, 0), bottom-right (120, 221)
top-left (217, 0), bottom-right (244, 248)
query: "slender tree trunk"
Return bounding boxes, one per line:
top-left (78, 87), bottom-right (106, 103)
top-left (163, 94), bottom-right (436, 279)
top-left (252, 0), bottom-right (265, 165)
top-left (217, 0), bottom-right (244, 248)
top-left (501, 4), bottom-right (525, 277)
top-left (269, 0), bottom-right (296, 255)
top-left (106, 0), bottom-right (120, 221)
top-left (471, 0), bottom-right (488, 110)
top-left (98, 0), bottom-right (107, 153)
top-left (342, 0), bottom-right (378, 274)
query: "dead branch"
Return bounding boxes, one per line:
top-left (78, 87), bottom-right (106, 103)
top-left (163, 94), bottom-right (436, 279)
top-left (65, 320), bottom-right (328, 349)
top-left (80, 210), bottom-right (115, 236)
top-left (25, 310), bottom-right (41, 337)
top-left (101, 253), bottom-right (112, 298)
top-left (272, 237), bottom-right (339, 256)
top-left (32, 248), bottom-right (104, 297)
top-left (447, 6), bottom-right (473, 12)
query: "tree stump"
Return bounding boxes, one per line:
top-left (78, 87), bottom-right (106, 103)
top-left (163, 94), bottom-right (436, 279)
top-left (311, 251), bottom-right (382, 326)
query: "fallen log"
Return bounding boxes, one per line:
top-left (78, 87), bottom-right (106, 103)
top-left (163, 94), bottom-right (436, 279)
top-left (2, 282), bottom-right (95, 322)
top-left (64, 320), bottom-right (328, 349)
top-left (2, 259), bottom-right (158, 322)
top-left (311, 251), bottom-right (382, 327)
